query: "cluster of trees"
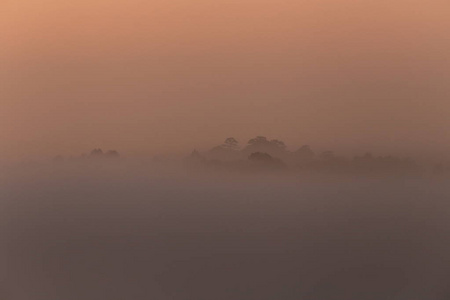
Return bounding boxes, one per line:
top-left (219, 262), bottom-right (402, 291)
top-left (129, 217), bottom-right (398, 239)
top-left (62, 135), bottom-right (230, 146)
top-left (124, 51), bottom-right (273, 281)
top-left (53, 148), bottom-right (120, 162)
top-left (186, 136), bottom-right (421, 174)
top-left (88, 148), bottom-right (120, 158)
top-left (45, 138), bottom-right (450, 176)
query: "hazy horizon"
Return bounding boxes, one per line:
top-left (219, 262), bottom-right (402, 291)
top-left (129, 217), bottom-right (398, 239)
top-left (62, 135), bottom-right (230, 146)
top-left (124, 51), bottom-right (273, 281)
top-left (2, 0), bottom-right (450, 161)
top-left (3, 3), bottom-right (450, 298)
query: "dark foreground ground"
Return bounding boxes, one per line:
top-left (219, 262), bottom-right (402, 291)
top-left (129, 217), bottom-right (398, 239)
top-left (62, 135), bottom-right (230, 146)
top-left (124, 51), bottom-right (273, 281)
top-left (2, 162), bottom-right (450, 299)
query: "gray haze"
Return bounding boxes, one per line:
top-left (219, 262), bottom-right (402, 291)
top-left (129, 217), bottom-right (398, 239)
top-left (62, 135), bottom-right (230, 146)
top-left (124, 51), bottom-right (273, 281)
top-left (2, 1), bottom-right (450, 299)
top-left (2, 160), bottom-right (450, 299)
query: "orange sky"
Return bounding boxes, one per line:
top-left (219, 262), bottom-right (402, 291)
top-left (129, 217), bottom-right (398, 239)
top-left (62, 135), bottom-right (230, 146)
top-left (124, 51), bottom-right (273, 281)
top-left (2, 0), bottom-right (450, 160)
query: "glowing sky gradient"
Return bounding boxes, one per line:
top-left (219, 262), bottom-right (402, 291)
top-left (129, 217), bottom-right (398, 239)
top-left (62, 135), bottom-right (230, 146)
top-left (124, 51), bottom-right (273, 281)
top-left (2, 0), bottom-right (450, 160)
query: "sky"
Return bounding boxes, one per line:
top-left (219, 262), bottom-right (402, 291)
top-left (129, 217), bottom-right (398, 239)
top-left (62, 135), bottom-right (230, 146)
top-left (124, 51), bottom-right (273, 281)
top-left (2, 0), bottom-right (450, 160)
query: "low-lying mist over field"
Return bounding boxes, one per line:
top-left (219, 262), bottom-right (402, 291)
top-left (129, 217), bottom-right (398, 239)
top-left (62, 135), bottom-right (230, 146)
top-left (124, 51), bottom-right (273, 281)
top-left (3, 0), bottom-right (450, 298)
top-left (2, 154), bottom-right (450, 299)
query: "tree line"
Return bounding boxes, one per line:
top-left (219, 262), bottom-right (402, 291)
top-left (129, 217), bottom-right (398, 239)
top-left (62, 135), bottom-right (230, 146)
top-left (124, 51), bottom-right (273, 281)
top-left (186, 136), bottom-right (423, 175)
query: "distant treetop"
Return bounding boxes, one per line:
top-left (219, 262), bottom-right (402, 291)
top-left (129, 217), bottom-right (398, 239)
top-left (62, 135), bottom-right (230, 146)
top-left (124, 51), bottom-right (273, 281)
top-left (88, 148), bottom-right (120, 158)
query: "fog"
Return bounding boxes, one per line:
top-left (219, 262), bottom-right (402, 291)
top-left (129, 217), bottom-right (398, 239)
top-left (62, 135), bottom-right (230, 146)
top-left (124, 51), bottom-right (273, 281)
top-left (2, 158), bottom-right (450, 299)
top-left (3, 0), bottom-right (450, 298)
top-left (2, 0), bottom-right (450, 160)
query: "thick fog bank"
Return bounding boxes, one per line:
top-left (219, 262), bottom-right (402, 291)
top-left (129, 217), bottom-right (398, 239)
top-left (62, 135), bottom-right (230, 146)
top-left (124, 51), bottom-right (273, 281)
top-left (2, 162), bottom-right (450, 299)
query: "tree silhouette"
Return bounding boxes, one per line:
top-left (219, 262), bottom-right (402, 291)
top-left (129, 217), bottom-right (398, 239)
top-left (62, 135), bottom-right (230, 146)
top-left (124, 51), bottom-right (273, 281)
top-left (208, 137), bottom-right (240, 161)
top-left (248, 136), bottom-right (268, 145)
top-left (248, 152), bottom-right (274, 162)
top-left (223, 137), bottom-right (239, 150)
top-left (243, 136), bottom-right (288, 158)
top-left (90, 148), bottom-right (103, 156)
top-left (105, 150), bottom-right (120, 158)
top-left (248, 152), bottom-right (286, 169)
top-left (295, 145), bottom-right (314, 161)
